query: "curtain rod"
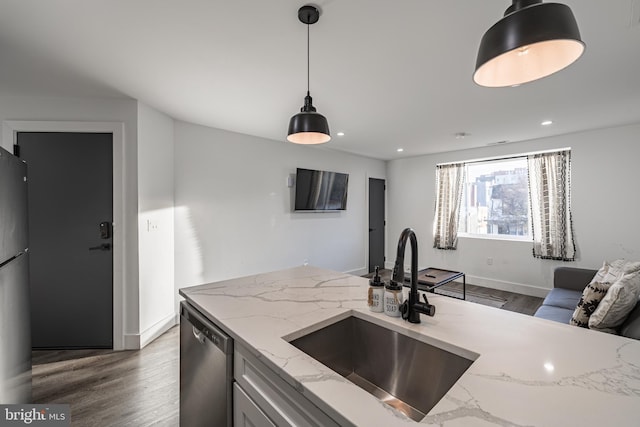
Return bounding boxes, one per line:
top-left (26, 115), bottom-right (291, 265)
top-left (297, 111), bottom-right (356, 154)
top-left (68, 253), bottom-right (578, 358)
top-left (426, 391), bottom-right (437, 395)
top-left (436, 147), bottom-right (572, 167)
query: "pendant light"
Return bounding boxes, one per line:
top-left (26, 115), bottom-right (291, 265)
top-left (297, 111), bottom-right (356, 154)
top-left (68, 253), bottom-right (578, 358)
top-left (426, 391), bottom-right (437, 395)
top-left (474, 0), bottom-right (585, 88)
top-left (287, 5), bottom-right (330, 145)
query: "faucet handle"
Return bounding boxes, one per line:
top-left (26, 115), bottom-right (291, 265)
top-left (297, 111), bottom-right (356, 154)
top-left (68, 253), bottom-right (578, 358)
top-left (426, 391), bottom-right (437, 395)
top-left (422, 294), bottom-right (436, 316)
top-left (400, 300), bottom-right (409, 320)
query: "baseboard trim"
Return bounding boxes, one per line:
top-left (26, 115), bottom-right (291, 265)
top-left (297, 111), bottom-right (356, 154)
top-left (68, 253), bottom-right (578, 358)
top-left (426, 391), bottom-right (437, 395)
top-left (464, 274), bottom-right (550, 298)
top-left (124, 334), bottom-right (139, 350)
top-left (140, 314), bottom-right (179, 349)
top-left (345, 266), bottom-right (369, 276)
top-left (124, 313), bottom-right (179, 350)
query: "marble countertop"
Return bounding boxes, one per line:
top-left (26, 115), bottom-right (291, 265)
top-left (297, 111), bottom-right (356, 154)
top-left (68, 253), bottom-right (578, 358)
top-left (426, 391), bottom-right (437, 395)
top-left (179, 266), bottom-right (640, 426)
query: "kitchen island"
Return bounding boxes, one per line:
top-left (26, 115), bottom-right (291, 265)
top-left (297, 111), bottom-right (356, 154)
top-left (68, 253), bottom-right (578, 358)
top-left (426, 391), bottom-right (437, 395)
top-left (179, 265), bottom-right (640, 426)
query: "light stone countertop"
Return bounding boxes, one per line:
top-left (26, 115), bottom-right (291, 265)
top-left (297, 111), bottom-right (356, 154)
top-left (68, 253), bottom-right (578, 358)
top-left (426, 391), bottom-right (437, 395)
top-left (179, 265), bottom-right (640, 426)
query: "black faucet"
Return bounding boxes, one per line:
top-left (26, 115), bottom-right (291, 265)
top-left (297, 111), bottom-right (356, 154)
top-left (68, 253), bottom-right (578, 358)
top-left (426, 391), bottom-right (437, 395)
top-left (390, 228), bottom-right (435, 323)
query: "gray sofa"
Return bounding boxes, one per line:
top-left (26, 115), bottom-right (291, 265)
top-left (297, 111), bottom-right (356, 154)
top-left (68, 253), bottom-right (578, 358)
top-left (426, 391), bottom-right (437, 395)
top-left (534, 266), bottom-right (640, 340)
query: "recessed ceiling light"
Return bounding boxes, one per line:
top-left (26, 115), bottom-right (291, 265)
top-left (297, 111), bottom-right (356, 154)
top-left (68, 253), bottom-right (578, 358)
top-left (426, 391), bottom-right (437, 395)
top-left (541, 120), bottom-right (553, 126)
top-left (487, 140), bottom-right (510, 146)
top-left (336, 132), bottom-right (345, 136)
top-left (397, 148), bottom-right (404, 152)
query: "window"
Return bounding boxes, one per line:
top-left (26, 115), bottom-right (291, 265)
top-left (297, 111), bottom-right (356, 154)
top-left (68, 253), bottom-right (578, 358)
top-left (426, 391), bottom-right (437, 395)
top-left (434, 149), bottom-right (574, 260)
top-left (458, 157), bottom-right (531, 239)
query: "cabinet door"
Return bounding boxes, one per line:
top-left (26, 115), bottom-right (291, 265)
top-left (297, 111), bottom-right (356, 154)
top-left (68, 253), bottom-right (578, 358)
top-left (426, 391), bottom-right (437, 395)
top-left (234, 383), bottom-right (276, 427)
top-left (234, 345), bottom-right (343, 427)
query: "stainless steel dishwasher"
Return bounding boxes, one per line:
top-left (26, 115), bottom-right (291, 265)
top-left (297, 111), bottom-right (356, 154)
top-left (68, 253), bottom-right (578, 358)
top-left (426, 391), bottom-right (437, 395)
top-left (180, 301), bottom-right (233, 427)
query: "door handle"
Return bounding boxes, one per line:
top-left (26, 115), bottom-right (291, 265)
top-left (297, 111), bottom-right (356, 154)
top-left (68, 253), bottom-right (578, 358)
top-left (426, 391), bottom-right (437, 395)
top-left (369, 228), bottom-right (376, 232)
top-left (89, 243), bottom-right (111, 251)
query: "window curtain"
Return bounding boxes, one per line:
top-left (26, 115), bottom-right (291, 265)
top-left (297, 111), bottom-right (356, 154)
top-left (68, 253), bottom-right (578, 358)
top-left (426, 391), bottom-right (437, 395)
top-left (527, 150), bottom-right (576, 260)
top-left (433, 163), bottom-right (465, 249)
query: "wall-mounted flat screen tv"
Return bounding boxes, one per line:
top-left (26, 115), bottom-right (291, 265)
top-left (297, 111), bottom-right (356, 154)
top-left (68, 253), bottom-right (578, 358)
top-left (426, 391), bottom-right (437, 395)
top-left (294, 168), bottom-right (349, 211)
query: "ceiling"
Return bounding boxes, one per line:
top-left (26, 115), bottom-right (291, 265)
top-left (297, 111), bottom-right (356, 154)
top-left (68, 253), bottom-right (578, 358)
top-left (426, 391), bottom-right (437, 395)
top-left (0, 0), bottom-right (638, 160)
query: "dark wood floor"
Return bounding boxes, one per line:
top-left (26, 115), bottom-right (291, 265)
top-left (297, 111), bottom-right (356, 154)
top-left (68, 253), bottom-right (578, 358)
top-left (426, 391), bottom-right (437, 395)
top-left (363, 269), bottom-right (544, 315)
top-left (32, 326), bottom-right (179, 427)
top-left (441, 280), bottom-right (543, 315)
top-left (31, 278), bottom-right (543, 426)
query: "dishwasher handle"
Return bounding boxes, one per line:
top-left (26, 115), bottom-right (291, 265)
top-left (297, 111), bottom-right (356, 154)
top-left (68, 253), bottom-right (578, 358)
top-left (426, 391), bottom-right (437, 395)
top-left (181, 301), bottom-right (232, 354)
top-left (192, 326), bottom-right (206, 344)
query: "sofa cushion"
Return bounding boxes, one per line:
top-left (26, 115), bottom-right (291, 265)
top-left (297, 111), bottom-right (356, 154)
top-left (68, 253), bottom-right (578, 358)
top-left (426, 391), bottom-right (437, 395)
top-left (554, 267), bottom-right (599, 292)
top-left (589, 271), bottom-right (640, 333)
top-left (620, 301), bottom-right (640, 340)
top-left (569, 281), bottom-right (612, 328)
top-left (542, 288), bottom-right (583, 310)
top-left (534, 305), bottom-right (573, 324)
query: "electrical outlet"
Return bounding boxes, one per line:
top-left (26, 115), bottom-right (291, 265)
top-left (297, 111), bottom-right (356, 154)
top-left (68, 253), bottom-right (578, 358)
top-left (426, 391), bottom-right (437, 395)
top-left (487, 257), bottom-right (493, 265)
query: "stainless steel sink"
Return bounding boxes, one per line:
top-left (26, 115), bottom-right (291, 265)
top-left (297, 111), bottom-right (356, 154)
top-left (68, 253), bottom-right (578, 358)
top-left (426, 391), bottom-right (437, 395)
top-left (289, 316), bottom-right (475, 421)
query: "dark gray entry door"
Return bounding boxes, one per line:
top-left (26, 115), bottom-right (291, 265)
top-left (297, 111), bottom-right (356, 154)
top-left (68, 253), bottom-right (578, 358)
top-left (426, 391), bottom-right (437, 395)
top-left (17, 132), bottom-right (113, 349)
top-left (368, 178), bottom-right (385, 273)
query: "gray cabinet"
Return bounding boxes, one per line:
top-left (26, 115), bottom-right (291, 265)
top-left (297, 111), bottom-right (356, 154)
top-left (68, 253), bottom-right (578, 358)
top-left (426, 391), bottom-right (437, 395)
top-left (233, 383), bottom-right (275, 427)
top-left (233, 344), bottom-right (344, 427)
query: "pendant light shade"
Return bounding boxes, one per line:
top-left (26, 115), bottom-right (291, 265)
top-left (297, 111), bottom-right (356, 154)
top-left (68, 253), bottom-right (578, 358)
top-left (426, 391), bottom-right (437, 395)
top-left (474, 0), bottom-right (585, 88)
top-left (287, 5), bottom-right (330, 145)
top-left (287, 92), bottom-right (331, 144)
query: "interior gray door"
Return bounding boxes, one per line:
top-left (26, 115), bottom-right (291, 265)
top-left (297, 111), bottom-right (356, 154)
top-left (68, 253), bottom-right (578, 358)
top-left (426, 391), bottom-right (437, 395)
top-left (368, 178), bottom-right (385, 273)
top-left (17, 132), bottom-right (113, 349)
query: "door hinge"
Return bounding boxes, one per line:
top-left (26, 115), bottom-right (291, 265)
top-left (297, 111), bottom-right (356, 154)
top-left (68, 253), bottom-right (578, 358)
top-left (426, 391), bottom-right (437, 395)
top-left (384, 220), bottom-right (386, 226)
top-left (13, 144), bottom-right (20, 157)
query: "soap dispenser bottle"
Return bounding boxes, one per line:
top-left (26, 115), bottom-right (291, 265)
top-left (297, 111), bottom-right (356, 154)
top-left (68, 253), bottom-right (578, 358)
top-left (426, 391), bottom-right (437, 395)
top-left (384, 278), bottom-right (404, 317)
top-left (368, 266), bottom-right (385, 313)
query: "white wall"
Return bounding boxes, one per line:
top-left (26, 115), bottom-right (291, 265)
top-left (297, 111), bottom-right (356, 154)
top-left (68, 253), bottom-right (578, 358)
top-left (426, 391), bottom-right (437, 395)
top-left (174, 121), bottom-right (386, 292)
top-left (0, 95), bottom-right (139, 349)
top-left (137, 102), bottom-right (175, 347)
top-left (387, 123), bottom-right (640, 297)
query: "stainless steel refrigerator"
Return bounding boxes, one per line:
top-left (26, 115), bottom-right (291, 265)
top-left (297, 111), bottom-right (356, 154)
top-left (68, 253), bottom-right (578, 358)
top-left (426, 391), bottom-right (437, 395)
top-left (0, 145), bottom-right (31, 403)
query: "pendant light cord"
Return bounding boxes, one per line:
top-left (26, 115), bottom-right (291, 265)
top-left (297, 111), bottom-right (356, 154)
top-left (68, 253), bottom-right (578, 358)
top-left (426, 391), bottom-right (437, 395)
top-left (307, 23), bottom-right (310, 95)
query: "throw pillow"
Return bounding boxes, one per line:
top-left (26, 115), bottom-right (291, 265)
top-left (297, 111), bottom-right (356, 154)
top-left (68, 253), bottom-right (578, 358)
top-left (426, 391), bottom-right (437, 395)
top-left (606, 259), bottom-right (640, 280)
top-left (569, 281), bottom-right (612, 328)
top-left (589, 271), bottom-right (640, 332)
top-left (590, 261), bottom-right (611, 283)
top-left (588, 260), bottom-right (640, 289)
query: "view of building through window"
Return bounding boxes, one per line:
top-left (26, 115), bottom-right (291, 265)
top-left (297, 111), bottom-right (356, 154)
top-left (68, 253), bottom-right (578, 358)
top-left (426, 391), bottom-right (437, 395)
top-left (458, 157), bottom-right (531, 238)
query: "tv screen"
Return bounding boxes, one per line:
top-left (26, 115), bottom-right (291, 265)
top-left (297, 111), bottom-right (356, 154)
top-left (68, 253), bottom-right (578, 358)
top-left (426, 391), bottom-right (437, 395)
top-left (294, 168), bottom-right (349, 211)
